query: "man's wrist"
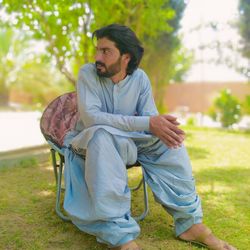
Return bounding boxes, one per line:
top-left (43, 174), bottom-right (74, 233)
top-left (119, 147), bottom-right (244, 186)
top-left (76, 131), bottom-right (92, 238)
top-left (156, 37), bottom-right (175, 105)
top-left (134, 116), bottom-right (150, 132)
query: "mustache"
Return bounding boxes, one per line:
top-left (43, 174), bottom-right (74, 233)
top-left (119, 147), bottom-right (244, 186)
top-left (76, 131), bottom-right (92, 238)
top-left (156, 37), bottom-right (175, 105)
top-left (95, 61), bottom-right (106, 67)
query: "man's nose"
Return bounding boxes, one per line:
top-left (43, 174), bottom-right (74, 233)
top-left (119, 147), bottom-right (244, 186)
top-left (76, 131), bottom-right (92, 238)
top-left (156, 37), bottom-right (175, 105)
top-left (95, 51), bottom-right (103, 61)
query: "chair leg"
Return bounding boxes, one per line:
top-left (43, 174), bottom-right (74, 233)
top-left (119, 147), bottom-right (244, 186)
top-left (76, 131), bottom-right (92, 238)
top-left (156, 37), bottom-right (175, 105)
top-left (133, 171), bottom-right (149, 222)
top-left (51, 150), bottom-right (71, 221)
top-left (51, 149), bottom-right (58, 184)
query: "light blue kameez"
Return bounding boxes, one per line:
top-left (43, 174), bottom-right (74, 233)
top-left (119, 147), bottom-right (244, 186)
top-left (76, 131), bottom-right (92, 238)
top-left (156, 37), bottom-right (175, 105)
top-left (63, 64), bottom-right (203, 247)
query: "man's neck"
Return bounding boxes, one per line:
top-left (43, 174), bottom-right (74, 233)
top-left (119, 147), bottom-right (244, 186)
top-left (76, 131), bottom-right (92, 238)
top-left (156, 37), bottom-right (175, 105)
top-left (110, 71), bottom-right (127, 84)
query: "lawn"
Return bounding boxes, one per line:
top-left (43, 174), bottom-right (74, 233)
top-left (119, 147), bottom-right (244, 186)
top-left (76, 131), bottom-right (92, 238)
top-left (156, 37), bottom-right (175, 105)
top-left (0, 127), bottom-right (249, 250)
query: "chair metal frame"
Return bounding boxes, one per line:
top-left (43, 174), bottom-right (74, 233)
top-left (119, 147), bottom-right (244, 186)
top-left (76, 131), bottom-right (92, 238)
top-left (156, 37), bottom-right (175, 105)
top-left (41, 92), bottom-right (149, 222)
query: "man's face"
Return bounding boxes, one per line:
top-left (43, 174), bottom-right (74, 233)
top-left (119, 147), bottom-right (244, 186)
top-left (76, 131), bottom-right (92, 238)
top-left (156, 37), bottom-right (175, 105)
top-left (95, 37), bottom-right (124, 78)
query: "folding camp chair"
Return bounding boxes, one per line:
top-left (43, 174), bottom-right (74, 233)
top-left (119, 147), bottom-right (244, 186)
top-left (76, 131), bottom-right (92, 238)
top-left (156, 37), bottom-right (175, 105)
top-left (40, 91), bottom-right (149, 222)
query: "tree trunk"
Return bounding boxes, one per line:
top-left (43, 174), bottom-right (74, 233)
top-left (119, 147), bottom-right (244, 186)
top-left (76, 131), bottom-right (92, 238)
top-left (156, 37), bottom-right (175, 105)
top-left (0, 90), bottom-right (9, 106)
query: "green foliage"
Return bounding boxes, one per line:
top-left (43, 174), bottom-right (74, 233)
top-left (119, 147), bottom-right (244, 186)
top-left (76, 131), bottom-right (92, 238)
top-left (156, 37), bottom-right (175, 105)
top-left (208, 106), bottom-right (217, 121)
top-left (156, 100), bottom-right (168, 114)
top-left (209, 89), bottom-right (242, 128)
top-left (186, 116), bottom-right (196, 126)
top-left (0, 27), bottom-right (28, 105)
top-left (12, 58), bottom-right (74, 108)
top-left (238, 0), bottom-right (250, 59)
top-left (242, 95), bottom-right (250, 115)
top-left (142, 0), bottom-right (192, 108)
top-left (2, 0), bottom-right (174, 83)
top-left (237, 0), bottom-right (250, 79)
top-left (2, 0), bottom-right (191, 109)
top-left (0, 25), bottom-right (73, 108)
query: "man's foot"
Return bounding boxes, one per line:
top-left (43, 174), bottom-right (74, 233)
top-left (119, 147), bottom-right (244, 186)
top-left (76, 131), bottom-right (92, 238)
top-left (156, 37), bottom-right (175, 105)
top-left (111, 240), bottom-right (141, 250)
top-left (179, 223), bottom-right (237, 250)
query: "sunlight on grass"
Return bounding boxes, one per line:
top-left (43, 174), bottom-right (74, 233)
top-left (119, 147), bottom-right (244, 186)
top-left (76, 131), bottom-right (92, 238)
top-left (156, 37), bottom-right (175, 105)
top-left (44, 165), bottom-right (54, 172)
top-left (198, 183), bottom-right (233, 193)
top-left (38, 190), bottom-right (54, 197)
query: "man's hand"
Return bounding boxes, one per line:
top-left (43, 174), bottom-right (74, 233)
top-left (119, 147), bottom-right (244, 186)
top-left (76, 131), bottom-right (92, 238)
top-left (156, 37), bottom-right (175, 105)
top-left (149, 115), bottom-right (185, 148)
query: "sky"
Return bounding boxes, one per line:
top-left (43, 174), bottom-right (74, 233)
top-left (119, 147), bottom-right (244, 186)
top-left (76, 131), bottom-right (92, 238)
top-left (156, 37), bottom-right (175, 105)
top-left (181, 0), bottom-right (247, 82)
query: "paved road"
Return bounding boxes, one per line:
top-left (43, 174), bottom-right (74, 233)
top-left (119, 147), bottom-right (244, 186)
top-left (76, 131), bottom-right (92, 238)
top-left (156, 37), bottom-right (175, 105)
top-left (0, 111), bottom-right (47, 152)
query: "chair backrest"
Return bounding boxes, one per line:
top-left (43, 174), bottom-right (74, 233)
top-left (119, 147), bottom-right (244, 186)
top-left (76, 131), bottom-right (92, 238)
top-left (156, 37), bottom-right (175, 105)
top-left (40, 91), bottom-right (79, 148)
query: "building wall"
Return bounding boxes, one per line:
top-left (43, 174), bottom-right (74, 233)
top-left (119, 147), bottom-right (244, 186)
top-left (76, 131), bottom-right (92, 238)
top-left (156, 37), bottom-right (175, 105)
top-left (164, 82), bottom-right (250, 113)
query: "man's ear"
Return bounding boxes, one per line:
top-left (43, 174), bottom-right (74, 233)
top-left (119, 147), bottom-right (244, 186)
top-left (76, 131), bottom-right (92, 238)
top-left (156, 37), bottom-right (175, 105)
top-left (123, 53), bottom-right (131, 64)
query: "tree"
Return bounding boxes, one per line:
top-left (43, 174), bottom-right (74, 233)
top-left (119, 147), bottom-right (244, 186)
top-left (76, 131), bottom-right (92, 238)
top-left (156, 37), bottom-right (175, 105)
top-left (0, 25), bottom-right (70, 107)
top-left (237, 0), bottom-right (250, 80)
top-left (209, 89), bottom-right (242, 128)
top-left (0, 28), bottom-right (13, 105)
top-left (142, 0), bottom-right (192, 111)
top-left (2, 0), bottom-right (190, 108)
top-left (242, 95), bottom-right (250, 115)
top-left (12, 57), bottom-right (74, 108)
top-left (0, 27), bottom-right (30, 106)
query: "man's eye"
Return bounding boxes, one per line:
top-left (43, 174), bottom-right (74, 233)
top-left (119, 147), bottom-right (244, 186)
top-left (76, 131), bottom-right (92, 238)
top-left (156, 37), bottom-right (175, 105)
top-left (103, 49), bottom-right (109, 54)
top-left (103, 49), bottom-right (112, 55)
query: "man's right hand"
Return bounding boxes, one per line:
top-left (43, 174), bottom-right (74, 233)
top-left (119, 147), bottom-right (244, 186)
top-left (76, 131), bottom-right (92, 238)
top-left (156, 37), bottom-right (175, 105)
top-left (149, 115), bottom-right (185, 148)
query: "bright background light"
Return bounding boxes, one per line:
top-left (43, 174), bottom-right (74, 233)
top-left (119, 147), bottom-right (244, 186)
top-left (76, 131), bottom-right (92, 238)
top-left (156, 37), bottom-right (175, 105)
top-left (181, 0), bottom-right (247, 82)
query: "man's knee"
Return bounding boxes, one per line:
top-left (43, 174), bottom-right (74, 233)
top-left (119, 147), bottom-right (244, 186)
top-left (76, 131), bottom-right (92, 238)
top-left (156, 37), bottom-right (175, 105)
top-left (89, 128), bottom-right (114, 147)
top-left (88, 128), bottom-right (137, 165)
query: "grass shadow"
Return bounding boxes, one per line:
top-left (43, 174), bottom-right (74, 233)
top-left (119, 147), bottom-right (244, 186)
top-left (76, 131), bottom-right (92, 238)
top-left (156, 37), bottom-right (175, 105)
top-left (195, 166), bottom-right (250, 239)
top-left (196, 166), bottom-right (250, 186)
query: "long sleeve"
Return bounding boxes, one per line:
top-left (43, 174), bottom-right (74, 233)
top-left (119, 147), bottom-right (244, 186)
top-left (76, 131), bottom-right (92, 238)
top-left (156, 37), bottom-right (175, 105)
top-left (136, 72), bottom-right (159, 117)
top-left (77, 64), bottom-right (151, 132)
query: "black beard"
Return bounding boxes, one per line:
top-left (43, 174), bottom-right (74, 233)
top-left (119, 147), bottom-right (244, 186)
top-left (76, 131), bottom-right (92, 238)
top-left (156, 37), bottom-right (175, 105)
top-left (95, 58), bottom-right (121, 78)
top-left (96, 68), bottom-right (115, 78)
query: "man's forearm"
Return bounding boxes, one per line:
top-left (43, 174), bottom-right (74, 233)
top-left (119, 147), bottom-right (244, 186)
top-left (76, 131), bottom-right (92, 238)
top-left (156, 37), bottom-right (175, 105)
top-left (80, 110), bottom-right (150, 132)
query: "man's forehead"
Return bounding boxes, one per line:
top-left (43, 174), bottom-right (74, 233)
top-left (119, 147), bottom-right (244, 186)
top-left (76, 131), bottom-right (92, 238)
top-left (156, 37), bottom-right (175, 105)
top-left (96, 37), bottom-right (117, 49)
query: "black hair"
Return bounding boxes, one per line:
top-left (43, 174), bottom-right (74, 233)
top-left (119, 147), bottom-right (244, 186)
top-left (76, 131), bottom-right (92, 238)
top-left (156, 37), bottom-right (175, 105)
top-left (92, 24), bottom-right (144, 74)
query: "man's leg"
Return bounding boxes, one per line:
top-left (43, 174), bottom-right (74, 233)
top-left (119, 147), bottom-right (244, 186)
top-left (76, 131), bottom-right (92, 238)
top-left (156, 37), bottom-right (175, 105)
top-left (64, 129), bottom-right (140, 248)
top-left (136, 137), bottom-right (202, 236)
top-left (136, 137), bottom-right (236, 249)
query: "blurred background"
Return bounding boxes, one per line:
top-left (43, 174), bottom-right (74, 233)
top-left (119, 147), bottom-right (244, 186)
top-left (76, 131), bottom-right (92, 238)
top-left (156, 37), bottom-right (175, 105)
top-left (0, 0), bottom-right (249, 152)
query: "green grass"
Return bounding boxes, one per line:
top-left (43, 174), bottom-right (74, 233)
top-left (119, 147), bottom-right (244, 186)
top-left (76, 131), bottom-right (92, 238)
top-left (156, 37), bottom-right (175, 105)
top-left (0, 127), bottom-right (249, 249)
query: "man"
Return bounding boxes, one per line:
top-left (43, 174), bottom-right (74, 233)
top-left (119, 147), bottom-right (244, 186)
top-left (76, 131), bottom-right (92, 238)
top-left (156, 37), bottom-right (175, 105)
top-left (63, 24), bottom-right (236, 250)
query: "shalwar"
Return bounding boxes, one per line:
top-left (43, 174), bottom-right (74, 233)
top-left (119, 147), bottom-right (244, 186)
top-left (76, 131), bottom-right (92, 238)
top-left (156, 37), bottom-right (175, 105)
top-left (63, 63), bottom-right (203, 247)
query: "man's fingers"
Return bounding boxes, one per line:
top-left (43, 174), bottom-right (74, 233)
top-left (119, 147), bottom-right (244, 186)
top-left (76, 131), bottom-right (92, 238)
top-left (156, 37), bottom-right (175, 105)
top-left (167, 122), bottom-right (185, 135)
top-left (166, 129), bottom-right (183, 143)
top-left (161, 134), bottom-right (179, 148)
top-left (165, 133), bottom-right (178, 145)
top-left (164, 123), bottom-right (185, 141)
top-left (174, 127), bottom-right (185, 135)
top-left (161, 134), bottom-right (182, 148)
top-left (171, 121), bottom-right (180, 125)
top-left (164, 115), bottom-right (182, 126)
top-left (163, 114), bottom-right (177, 121)
top-left (161, 127), bottom-right (184, 146)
